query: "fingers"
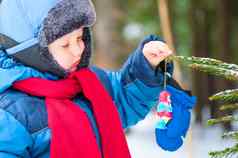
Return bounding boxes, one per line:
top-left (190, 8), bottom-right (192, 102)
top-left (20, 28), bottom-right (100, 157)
top-left (142, 40), bottom-right (173, 67)
top-left (145, 41), bottom-right (173, 56)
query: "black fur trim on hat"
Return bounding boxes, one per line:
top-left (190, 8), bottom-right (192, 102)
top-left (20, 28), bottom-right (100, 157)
top-left (39, 0), bottom-right (96, 47)
top-left (77, 27), bottom-right (92, 69)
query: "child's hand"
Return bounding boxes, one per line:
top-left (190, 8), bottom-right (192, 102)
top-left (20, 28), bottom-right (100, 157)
top-left (142, 41), bottom-right (173, 68)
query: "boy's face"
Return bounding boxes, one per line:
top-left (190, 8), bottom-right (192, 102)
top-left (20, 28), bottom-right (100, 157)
top-left (48, 27), bottom-right (85, 72)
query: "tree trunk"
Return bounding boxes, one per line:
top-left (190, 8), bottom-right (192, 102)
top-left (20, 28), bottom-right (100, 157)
top-left (93, 0), bottom-right (124, 69)
top-left (189, 1), bottom-right (211, 123)
top-left (158, 0), bottom-right (186, 89)
top-left (214, 0), bottom-right (233, 130)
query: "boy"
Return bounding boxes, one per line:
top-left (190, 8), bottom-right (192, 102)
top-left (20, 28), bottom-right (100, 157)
top-left (0, 0), bottom-right (196, 157)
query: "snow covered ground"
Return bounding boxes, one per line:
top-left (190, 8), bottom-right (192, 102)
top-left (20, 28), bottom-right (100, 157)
top-left (126, 113), bottom-right (234, 158)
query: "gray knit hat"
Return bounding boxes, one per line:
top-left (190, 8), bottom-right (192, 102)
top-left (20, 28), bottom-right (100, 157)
top-left (39, 0), bottom-right (96, 47)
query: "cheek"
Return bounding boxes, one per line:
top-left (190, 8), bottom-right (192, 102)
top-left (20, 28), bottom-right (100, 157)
top-left (68, 41), bottom-right (85, 57)
top-left (50, 48), bottom-right (75, 69)
top-left (77, 41), bottom-right (85, 54)
top-left (80, 41), bottom-right (85, 50)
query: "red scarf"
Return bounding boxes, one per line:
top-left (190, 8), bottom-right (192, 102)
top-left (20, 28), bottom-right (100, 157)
top-left (13, 68), bottom-right (131, 158)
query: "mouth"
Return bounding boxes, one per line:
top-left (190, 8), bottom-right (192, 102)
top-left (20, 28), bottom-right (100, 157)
top-left (69, 60), bottom-right (80, 72)
top-left (72, 61), bottom-right (80, 67)
top-left (69, 67), bottom-right (77, 72)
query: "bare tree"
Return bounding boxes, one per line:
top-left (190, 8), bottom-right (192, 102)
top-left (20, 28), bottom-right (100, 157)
top-left (93, 0), bottom-right (125, 69)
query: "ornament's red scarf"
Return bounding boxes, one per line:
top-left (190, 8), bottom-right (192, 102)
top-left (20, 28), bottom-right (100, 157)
top-left (13, 68), bottom-right (131, 158)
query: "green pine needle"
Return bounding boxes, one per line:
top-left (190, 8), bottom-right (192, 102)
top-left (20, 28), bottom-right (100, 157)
top-left (207, 115), bottom-right (238, 126)
top-left (173, 56), bottom-right (224, 66)
top-left (190, 64), bottom-right (238, 81)
top-left (220, 103), bottom-right (238, 111)
top-left (209, 89), bottom-right (238, 102)
top-left (209, 144), bottom-right (238, 158)
top-left (222, 131), bottom-right (238, 140)
top-left (173, 56), bottom-right (238, 71)
top-left (172, 56), bottom-right (238, 81)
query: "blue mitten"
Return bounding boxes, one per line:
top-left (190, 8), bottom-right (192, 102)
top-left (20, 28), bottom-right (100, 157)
top-left (155, 105), bottom-right (189, 151)
top-left (156, 128), bottom-right (183, 151)
top-left (155, 85), bottom-right (196, 151)
top-left (166, 104), bottom-right (191, 138)
top-left (166, 86), bottom-right (196, 137)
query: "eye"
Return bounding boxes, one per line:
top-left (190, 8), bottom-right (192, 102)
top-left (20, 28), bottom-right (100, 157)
top-left (61, 41), bottom-right (69, 48)
top-left (62, 43), bottom-right (69, 48)
top-left (77, 36), bottom-right (83, 42)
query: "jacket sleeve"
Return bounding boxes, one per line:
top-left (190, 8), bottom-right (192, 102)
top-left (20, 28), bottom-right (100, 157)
top-left (92, 34), bottom-right (175, 129)
top-left (0, 109), bottom-right (33, 158)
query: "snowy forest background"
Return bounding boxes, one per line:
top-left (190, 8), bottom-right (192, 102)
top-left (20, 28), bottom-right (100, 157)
top-left (92, 0), bottom-right (238, 157)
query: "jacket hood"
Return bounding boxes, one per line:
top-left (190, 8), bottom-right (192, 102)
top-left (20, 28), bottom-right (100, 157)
top-left (0, 0), bottom-right (96, 43)
top-left (0, 50), bottom-right (57, 93)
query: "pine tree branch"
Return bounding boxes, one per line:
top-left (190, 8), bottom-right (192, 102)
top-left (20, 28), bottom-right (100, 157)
top-left (173, 56), bottom-right (223, 66)
top-left (207, 115), bottom-right (238, 126)
top-left (220, 103), bottom-right (238, 111)
top-left (209, 89), bottom-right (238, 102)
top-left (190, 64), bottom-right (238, 81)
top-left (223, 131), bottom-right (238, 140)
top-left (173, 56), bottom-right (238, 81)
top-left (209, 144), bottom-right (238, 158)
top-left (173, 56), bottom-right (238, 71)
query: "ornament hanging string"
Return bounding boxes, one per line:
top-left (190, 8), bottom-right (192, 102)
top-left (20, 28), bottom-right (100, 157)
top-left (163, 59), bottom-right (167, 90)
top-left (155, 58), bottom-right (173, 144)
